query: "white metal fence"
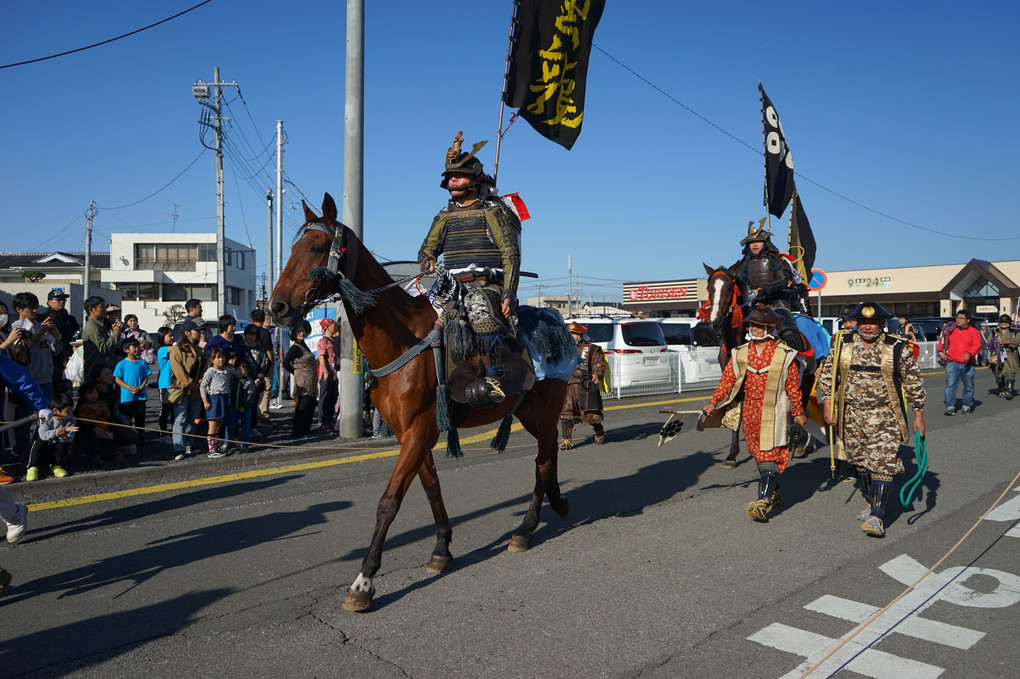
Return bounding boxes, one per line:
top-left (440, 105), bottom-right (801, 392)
top-left (600, 341), bottom-right (942, 400)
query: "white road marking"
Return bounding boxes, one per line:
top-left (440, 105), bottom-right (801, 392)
top-left (748, 623), bottom-right (945, 679)
top-left (805, 594), bottom-right (984, 650)
top-left (748, 553), bottom-right (1020, 677)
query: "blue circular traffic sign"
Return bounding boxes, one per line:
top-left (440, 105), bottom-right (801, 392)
top-left (807, 269), bottom-right (827, 291)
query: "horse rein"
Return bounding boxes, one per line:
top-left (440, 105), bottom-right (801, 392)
top-left (301, 220), bottom-right (422, 305)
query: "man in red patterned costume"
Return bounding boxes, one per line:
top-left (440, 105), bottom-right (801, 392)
top-left (702, 304), bottom-right (807, 521)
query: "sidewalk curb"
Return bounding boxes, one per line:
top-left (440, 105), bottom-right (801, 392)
top-left (4, 435), bottom-right (398, 501)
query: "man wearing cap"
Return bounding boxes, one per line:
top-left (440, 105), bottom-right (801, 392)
top-left (989, 314), bottom-right (1020, 399)
top-left (418, 132), bottom-right (522, 403)
top-left (702, 304), bottom-right (807, 522)
top-left (733, 222), bottom-right (797, 312)
top-left (937, 309), bottom-right (982, 415)
top-left (816, 301), bottom-right (926, 538)
top-left (558, 322), bottom-right (607, 450)
top-left (38, 290), bottom-right (79, 394)
top-left (81, 296), bottom-right (125, 384)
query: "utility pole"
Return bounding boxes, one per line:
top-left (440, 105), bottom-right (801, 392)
top-left (275, 121), bottom-right (284, 290)
top-left (537, 282), bottom-right (542, 308)
top-left (194, 67), bottom-right (239, 317)
top-left (338, 0), bottom-right (366, 439)
top-left (84, 201), bottom-right (96, 325)
top-left (567, 255), bottom-right (573, 318)
top-left (265, 188), bottom-right (274, 296)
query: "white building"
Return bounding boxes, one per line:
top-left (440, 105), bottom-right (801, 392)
top-left (101, 233), bottom-right (257, 328)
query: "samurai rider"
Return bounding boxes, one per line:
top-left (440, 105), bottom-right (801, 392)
top-left (419, 132), bottom-right (521, 404)
top-left (732, 220), bottom-right (807, 314)
top-left (816, 302), bottom-right (926, 538)
top-left (989, 314), bottom-right (1020, 399)
top-left (558, 322), bottom-right (607, 451)
top-left (701, 305), bottom-right (807, 522)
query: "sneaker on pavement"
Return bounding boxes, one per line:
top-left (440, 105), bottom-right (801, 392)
top-left (25, 466), bottom-right (40, 482)
top-left (944, 407), bottom-right (955, 416)
top-left (207, 450), bottom-right (226, 459)
top-left (50, 465), bottom-right (69, 478)
top-left (961, 406), bottom-right (973, 415)
top-left (5, 503), bottom-right (28, 544)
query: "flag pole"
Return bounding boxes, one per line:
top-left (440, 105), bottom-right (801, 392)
top-left (759, 81), bottom-right (773, 235)
top-left (493, 0), bottom-right (520, 186)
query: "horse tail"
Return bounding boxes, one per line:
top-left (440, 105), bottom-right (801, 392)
top-left (445, 427), bottom-right (463, 459)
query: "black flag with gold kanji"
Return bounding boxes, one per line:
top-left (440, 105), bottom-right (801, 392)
top-left (504, 0), bottom-right (606, 150)
top-left (759, 83), bottom-right (795, 218)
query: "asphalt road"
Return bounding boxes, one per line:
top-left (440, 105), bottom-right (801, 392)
top-left (1, 368), bottom-right (1018, 679)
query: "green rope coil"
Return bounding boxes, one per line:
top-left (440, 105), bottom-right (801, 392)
top-left (900, 430), bottom-right (929, 506)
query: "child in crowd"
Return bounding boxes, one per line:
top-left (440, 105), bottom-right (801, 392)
top-left (222, 350), bottom-right (240, 451)
top-left (200, 347), bottom-right (230, 459)
top-left (155, 326), bottom-right (174, 444)
top-left (232, 358), bottom-right (259, 452)
top-left (113, 337), bottom-right (151, 440)
top-left (26, 394), bottom-right (78, 481)
top-left (242, 324), bottom-right (272, 438)
top-left (75, 382), bottom-right (121, 464)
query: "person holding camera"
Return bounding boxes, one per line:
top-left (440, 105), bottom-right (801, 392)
top-left (82, 296), bottom-right (124, 384)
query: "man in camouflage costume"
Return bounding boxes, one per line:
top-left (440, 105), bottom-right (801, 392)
top-left (558, 322), bottom-right (607, 450)
top-left (419, 132), bottom-right (522, 403)
top-left (989, 314), bottom-right (1020, 399)
top-left (816, 301), bottom-right (926, 538)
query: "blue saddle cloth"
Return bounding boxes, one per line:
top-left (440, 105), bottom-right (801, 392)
top-left (515, 306), bottom-right (577, 382)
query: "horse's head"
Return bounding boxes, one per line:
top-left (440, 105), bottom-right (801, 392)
top-left (701, 262), bottom-right (741, 330)
top-left (268, 192), bottom-right (364, 327)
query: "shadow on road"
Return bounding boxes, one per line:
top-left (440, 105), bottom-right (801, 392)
top-left (31, 475), bottom-right (304, 541)
top-left (4, 495), bottom-right (350, 605)
top-left (0, 589), bottom-right (232, 678)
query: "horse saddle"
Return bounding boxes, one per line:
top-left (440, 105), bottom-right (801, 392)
top-left (445, 334), bottom-right (535, 408)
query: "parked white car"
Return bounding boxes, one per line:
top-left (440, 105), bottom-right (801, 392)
top-left (566, 317), bottom-right (672, 392)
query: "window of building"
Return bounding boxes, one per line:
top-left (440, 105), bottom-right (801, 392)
top-left (134, 243), bottom-right (210, 271)
top-left (163, 283), bottom-right (216, 302)
top-left (228, 286), bottom-right (242, 306)
top-left (115, 283), bottom-right (160, 301)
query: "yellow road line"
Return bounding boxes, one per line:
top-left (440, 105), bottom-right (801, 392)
top-left (28, 395), bottom-right (708, 512)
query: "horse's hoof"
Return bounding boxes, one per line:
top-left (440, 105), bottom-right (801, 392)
top-left (342, 587), bottom-right (374, 612)
top-left (507, 535), bottom-right (530, 552)
top-left (720, 459), bottom-right (737, 469)
top-left (552, 498), bottom-right (571, 518)
top-left (426, 555), bottom-right (453, 574)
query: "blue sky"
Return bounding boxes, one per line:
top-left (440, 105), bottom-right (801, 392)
top-left (3, 1), bottom-right (1018, 305)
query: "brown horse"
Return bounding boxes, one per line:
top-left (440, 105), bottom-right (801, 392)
top-left (699, 263), bottom-right (745, 465)
top-left (700, 263), bottom-right (821, 462)
top-left (268, 193), bottom-right (570, 612)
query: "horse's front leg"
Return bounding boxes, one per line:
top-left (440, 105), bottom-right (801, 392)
top-left (418, 451), bottom-right (454, 574)
top-left (343, 426), bottom-right (437, 612)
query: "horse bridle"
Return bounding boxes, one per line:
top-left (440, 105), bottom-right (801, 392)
top-left (304, 219), bottom-right (357, 303)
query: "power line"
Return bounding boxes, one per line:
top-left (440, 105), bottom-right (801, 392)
top-left (0, 1), bottom-right (215, 70)
top-left (101, 149), bottom-right (208, 210)
top-left (592, 43), bottom-right (1020, 242)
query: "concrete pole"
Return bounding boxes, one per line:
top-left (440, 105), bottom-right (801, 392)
top-left (338, 0), bottom-right (365, 439)
top-left (274, 120), bottom-right (285, 406)
top-left (84, 201), bottom-right (95, 326)
top-left (214, 66), bottom-right (226, 317)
